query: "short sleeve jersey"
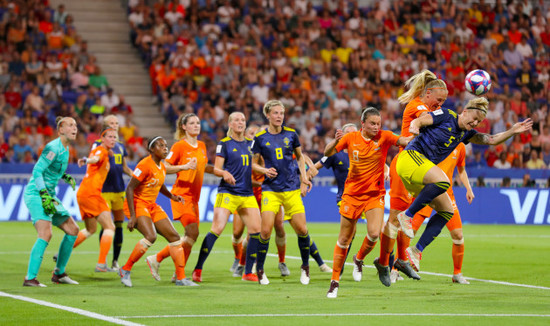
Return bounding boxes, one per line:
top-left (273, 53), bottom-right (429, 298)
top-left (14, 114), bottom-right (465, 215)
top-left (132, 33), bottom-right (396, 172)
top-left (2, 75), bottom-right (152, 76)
top-left (216, 136), bottom-right (253, 196)
top-left (320, 151), bottom-right (349, 203)
top-left (438, 142), bottom-right (466, 181)
top-left (166, 139), bottom-right (207, 200)
top-left (335, 130), bottom-right (399, 196)
top-left (92, 140), bottom-right (128, 193)
top-left (132, 155), bottom-right (166, 203)
top-left (251, 127), bottom-right (301, 192)
top-left (401, 97), bottom-right (434, 142)
top-left (405, 108), bottom-right (477, 165)
top-left (79, 146), bottom-right (110, 195)
top-left (25, 138), bottom-right (69, 195)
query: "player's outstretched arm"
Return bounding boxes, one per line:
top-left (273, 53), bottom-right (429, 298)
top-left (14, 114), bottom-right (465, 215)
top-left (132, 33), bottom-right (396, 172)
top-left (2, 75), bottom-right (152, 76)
top-left (409, 114), bottom-right (434, 135)
top-left (469, 118), bottom-right (533, 146)
top-left (324, 129), bottom-right (344, 157)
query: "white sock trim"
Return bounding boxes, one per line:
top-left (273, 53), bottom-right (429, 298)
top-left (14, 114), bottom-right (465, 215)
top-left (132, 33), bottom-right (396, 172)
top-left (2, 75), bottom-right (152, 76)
top-left (183, 236), bottom-right (195, 246)
top-left (366, 233), bottom-right (378, 243)
top-left (275, 235), bottom-right (286, 246)
top-left (387, 223), bottom-right (399, 239)
top-left (139, 238), bottom-right (153, 248)
top-left (102, 229), bottom-right (115, 237)
top-left (452, 238), bottom-right (464, 245)
top-left (242, 238), bottom-right (248, 248)
top-left (169, 239), bottom-right (183, 247)
top-left (336, 241), bottom-right (349, 249)
top-left (232, 235), bottom-right (243, 244)
top-left (82, 229), bottom-right (92, 238)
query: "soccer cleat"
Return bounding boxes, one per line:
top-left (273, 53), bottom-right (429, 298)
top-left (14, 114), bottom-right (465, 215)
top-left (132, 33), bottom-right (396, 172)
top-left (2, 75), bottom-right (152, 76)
top-left (233, 265), bottom-right (244, 277)
top-left (300, 265), bottom-right (310, 285)
top-left (352, 254), bottom-right (363, 282)
top-left (326, 280), bottom-right (339, 298)
top-left (390, 270), bottom-right (400, 284)
top-left (257, 269), bottom-right (269, 285)
top-left (95, 263), bottom-right (115, 273)
top-left (192, 269), bottom-right (202, 283)
top-left (397, 211), bottom-right (415, 238)
top-left (23, 278), bottom-right (47, 287)
top-left (145, 255), bottom-right (161, 281)
top-left (319, 263), bottom-right (333, 273)
top-left (52, 253), bottom-right (58, 263)
top-left (406, 247), bottom-right (422, 272)
top-left (51, 272), bottom-right (79, 285)
top-left (111, 260), bottom-right (120, 271)
top-left (171, 272), bottom-right (176, 283)
top-left (393, 259), bottom-right (421, 280)
top-left (175, 278), bottom-right (199, 286)
top-left (119, 269), bottom-right (132, 287)
top-left (452, 273), bottom-right (470, 284)
top-left (242, 273), bottom-right (259, 282)
top-left (373, 257), bottom-right (391, 287)
top-left (229, 258), bottom-right (240, 272)
top-left (278, 262), bottom-right (290, 276)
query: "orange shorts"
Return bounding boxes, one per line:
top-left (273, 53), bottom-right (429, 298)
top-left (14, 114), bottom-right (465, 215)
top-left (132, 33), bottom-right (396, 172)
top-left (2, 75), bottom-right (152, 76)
top-left (77, 193), bottom-right (110, 219)
top-left (412, 191), bottom-right (462, 231)
top-left (339, 192), bottom-right (385, 220)
top-left (253, 188), bottom-right (262, 208)
top-left (171, 195), bottom-right (199, 226)
top-left (389, 153), bottom-right (413, 211)
top-left (123, 199), bottom-right (168, 223)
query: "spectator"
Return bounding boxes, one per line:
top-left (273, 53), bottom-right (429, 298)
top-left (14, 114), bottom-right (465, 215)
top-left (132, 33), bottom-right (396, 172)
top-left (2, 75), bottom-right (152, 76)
top-left (522, 173), bottom-right (535, 187)
top-left (525, 149), bottom-right (547, 169)
top-left (493, 152), bottom-right (512, 169)
top-left (501, 176), bottom-right (511, 188)
top-left (43, 77), bottom-right (63, 103)
top-left (466, 150), bottom-right (488, 168)
top-left (100, 88), bottom-right (120, 112)
top-left (12, 135), bottom-right (34, 162)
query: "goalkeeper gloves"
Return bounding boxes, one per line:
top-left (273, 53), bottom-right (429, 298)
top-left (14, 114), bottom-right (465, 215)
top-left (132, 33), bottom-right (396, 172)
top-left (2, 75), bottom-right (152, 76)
top-left (62, 173), bottom-right (76, 190)
top-left (39, 189), bottom-right (57, 215)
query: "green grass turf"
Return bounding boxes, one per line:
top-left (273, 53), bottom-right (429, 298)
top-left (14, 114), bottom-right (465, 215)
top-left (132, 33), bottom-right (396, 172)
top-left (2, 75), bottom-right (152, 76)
top-left (1, 222), bottom-right (549, 325)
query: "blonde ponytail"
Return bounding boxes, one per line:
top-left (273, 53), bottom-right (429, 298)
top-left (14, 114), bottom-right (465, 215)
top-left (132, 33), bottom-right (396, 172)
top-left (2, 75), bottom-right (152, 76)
top-left (398, 70), bottom-right (446, 104)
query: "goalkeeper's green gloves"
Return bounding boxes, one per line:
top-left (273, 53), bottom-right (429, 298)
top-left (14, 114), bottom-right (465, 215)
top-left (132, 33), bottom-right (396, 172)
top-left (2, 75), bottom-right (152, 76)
top-left (62, 173), bottom-right (76, 190)
top-left (39, 189), bottom-right (57, 215)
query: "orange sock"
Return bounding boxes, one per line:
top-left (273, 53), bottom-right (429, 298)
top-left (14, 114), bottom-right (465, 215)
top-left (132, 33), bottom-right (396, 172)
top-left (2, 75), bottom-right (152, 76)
top-left (452, 242), bottom-right (464, 274)
top-left (232, 241), bottom-right (243, 260)
top-left (396, 230), bottom-right (410, 261)
top-left (183, 240), bottom-right (194, 263)
top-left (123, 239), bottom-right (151, 271)
top-left (356, 235), bottom-right (377, 261)
top-left (169, 241), bottom-right (186, 280)
top-left (156, 245), bottom-right (171, 263)
top-left (331, 242), bottom-right (348, 282)
top-left (73, 229), bottom-right (91, 248)
top-left (239, 241), bottom-right (247, 266)
top-left (379, 233), bottom-right (395, 266)
top-left (98, 229), bottom-right (114, 264)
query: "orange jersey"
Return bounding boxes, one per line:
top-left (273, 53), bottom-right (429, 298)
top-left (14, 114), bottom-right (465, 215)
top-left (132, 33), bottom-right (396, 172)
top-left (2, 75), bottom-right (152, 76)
top-left (335, 130), bottom-right (399, 196)
top-left (166, 139), bottom-right (207, 199)
top-left (78, 146), bottom-right (110, 196)
top-left (132, 155), bottom-right (167, 204)
top-left (437, 142), bottom-right (466, 182)
top-left (401, 97), bottom-right (434, 142)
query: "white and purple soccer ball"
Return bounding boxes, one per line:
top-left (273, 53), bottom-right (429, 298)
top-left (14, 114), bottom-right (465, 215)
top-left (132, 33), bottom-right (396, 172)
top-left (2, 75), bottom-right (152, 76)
top-left (465, 69), bottom-right (491, 96)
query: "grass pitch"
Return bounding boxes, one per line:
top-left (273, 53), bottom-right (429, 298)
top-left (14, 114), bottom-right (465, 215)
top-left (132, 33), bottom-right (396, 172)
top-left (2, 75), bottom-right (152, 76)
top-left (1, 222), bottom-right (549, 325)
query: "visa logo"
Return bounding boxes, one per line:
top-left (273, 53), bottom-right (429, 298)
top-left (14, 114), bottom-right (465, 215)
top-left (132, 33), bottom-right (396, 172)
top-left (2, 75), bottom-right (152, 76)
top-left (500, 189), bottom-right (550, 224)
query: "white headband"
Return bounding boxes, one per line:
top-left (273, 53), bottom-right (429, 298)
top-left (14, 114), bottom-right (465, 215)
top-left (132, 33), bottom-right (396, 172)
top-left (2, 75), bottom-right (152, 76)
top-left (148, 136), bottom-right (163, 150)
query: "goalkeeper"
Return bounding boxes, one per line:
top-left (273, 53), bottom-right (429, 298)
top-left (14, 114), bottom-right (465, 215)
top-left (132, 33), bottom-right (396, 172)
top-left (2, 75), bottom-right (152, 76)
top-left (23, 117), bottom-right (80, 287)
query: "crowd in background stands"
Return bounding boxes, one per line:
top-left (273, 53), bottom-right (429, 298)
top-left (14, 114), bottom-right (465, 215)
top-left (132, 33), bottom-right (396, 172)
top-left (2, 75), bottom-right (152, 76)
top-left (1, 0), bottom-right (550, 174)
top-left (127, 0), bottom-right (550, 170)
top-left (0, 0), bottom-right (145, 164)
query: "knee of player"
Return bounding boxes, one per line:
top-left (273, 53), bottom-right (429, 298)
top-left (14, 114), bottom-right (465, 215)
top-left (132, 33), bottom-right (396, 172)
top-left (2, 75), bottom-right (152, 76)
top-left (144, 233), bottom-right (157, 244)
top-left (39, 232), bottom-right (53, 243)
top-left (451, 229), bottom-right (463, 241)
top-left (366, 231), bottom-right (379, 243)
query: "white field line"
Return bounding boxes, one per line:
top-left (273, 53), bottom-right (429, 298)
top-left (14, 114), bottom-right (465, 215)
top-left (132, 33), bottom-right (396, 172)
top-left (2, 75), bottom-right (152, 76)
top-left (0, 291), bottom-right (144, 326)
top-left (114, 313), bottom-right (550, 319)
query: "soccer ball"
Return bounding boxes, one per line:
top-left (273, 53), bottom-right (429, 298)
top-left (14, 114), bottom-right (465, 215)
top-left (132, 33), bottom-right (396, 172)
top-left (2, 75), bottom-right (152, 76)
top-left (465, 69), bottom-right (491, 96)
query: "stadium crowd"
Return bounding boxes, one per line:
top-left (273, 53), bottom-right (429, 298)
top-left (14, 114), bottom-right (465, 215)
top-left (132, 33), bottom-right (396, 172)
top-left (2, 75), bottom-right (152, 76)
top-left (1, 0), bottom-right (550, 174)
top-left (0, 0), bottom-right (145, 164)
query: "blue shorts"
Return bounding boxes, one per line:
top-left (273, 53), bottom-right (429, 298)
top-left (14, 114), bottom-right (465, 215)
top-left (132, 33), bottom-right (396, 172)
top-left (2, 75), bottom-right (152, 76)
top-left (24, 192), bottom-right (71, 227)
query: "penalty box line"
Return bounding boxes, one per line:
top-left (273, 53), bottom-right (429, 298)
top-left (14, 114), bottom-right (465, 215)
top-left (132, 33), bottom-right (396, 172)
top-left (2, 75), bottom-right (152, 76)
top-left (114, 313), bottom-right (550, 319)
top-left (0, 291), bottom-right (145, 326)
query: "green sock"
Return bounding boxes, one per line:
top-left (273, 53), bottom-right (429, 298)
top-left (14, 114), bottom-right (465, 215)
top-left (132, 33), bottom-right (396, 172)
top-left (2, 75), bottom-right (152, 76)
top-left (26, 238), bottom-right (49, 280)
top-left (55, 234), bottom-right (77, 275)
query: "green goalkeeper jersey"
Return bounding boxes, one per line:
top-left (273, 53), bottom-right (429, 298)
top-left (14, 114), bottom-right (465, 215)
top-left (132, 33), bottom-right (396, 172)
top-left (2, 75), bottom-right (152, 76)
top-left (25, 138), bottom-right (70, 196)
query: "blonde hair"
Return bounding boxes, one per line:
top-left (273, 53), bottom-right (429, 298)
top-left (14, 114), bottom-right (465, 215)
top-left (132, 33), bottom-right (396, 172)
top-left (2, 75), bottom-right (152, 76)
top-left (227, 112), bottom-right (246, 138)
top-left (103, 114), bottom-right (117, 129)
top-left (262, 99), bottom-right (285, 117)
top-left (175, 113), bottom-right (198, 140)
top-left (465, 97), bottom-right (489, 115)
top-left (341, 123), bottom-right (357, 133)
top-left (398, 70), bottom-right (447, 104)
top-left (56, 116), bottom-right (70, 129)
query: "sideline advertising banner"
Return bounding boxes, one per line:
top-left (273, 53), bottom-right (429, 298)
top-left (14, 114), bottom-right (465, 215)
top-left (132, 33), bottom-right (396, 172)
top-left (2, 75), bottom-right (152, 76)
top-left (1, 184), bottom-right (549, 225)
